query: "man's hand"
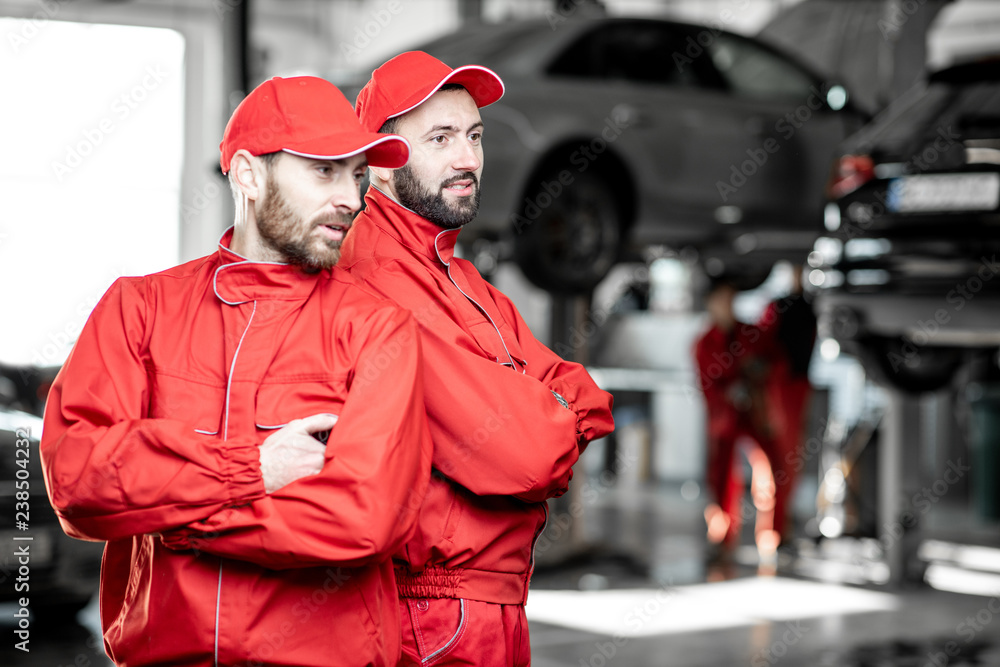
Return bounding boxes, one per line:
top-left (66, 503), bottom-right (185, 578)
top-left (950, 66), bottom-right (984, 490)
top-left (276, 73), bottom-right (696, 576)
top-left (259, 413), bottom-right (339, 494)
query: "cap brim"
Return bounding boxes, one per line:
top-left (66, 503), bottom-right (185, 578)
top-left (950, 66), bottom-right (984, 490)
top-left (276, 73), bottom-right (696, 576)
top-left (388, 64), bottom-right (505, 121)
top-left (283, 132), bottom-right (410, 169)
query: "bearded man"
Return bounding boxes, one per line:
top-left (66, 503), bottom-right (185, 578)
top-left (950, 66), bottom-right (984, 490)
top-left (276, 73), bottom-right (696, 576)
top-left (339, 52), bottom-right (614, 666)
top-left (40, 76), bottom-right (432, 667)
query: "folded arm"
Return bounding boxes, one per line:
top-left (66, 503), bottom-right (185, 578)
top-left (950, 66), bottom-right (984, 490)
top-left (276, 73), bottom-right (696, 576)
top-left (40, 278), bottom-right (266, 542)
top-left (160, 309), bottom-right (434, 569)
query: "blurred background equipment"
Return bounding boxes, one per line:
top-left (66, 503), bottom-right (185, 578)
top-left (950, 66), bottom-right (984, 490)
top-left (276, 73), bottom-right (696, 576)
top-left (405, 15), bottom-right (867, 293)
top-left (3, 1), bottom-right (1000, 665)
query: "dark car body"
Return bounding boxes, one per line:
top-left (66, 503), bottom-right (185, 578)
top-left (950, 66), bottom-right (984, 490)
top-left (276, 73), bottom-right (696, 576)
top-left (0, 367), bottom-right (102, 615)
top-left (401, 17), bottom-right (867, 292)
top-left (814, 57), bottom-right (1000, 391)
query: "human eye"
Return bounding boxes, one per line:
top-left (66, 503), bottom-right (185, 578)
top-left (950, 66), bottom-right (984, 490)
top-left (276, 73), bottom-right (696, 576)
top-left (430, 134), bottom-right (447, 145)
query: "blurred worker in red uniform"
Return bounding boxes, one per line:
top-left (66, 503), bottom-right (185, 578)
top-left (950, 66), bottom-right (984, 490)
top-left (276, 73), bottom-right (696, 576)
top-left (759, 266), bottom-right (817, 542)
top-left (694, 277), bottom-right (780, 560)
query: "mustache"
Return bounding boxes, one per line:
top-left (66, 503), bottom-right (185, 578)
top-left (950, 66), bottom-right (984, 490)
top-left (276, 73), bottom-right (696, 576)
top-left (441, 172), bottom-right (479, 190)
top-left (312, 211), bottom-right (354, 228)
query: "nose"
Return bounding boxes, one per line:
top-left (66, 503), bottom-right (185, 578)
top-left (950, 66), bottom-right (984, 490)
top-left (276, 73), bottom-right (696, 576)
top-left (453, 138), bottom-right (481, 173)
top-left (331, 180), bottom-right (363, 215)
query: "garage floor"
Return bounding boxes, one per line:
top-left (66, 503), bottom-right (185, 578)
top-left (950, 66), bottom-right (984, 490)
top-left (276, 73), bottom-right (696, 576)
top-left (527, 480), bottom-right (1000, 667)
top-left (3, 480), bottom-right (999, 666)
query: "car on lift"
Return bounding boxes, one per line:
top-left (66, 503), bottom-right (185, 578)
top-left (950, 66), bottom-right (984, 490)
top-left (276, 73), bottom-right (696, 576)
top-left (813, 55), bottom-right (1000, 392)
top-left (402, 16), bottom-right (868, 293)
top-left (0, 366), bottom-right (103, 618)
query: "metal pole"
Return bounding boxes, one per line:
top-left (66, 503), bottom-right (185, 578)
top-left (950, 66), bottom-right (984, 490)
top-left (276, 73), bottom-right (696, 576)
top-left (879, 389), bottom-right (922, 586)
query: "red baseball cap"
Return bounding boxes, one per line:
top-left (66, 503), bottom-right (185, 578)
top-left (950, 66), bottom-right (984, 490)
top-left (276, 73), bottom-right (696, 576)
top-left (219, 76), bottom-right (409, 174)
top-left (355, 51), bottom-right (505, 133)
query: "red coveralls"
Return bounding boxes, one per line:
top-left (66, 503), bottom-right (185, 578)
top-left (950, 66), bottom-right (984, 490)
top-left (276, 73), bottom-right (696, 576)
top-left (758, 297), bottom-right (816, 538)
top-left (339, 188), bottom-right (615, 666)
top-left (694, 322), bottom-right (778, 546)
top-left (40, 230), bottom-right (433, 667)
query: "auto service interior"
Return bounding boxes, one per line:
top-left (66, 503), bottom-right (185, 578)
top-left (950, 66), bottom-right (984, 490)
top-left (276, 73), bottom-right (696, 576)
top-left (2, 0), bottom-right (1000, 665)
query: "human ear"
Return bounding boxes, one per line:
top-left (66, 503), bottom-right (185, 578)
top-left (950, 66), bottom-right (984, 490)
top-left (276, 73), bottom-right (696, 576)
top-left (368, 165), bottom-right (394, 183)
top-left (230, 150), bottom-right (266, 201)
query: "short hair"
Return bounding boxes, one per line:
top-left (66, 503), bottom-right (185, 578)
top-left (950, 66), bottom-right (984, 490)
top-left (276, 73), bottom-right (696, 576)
top-left (377, 83), bottom-right (467, 135)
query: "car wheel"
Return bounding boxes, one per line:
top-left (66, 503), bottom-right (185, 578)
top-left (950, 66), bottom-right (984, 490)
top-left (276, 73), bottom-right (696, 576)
top-left (855, 336), bottom-right (964, 394)
top-left (513, 170), bottom-right (622, 294)
top-left (29, 595), bottom-right (92, 623)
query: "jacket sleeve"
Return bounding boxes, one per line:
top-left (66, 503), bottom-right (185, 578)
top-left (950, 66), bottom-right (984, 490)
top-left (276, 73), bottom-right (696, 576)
top-left (361, 261), bottom-right (612, 503)
top-left (159, 308), bottom-right (433, 569)
top-left (486, 280), bottom-right (615, 448)
top-left (40, 278), bottom-right (266, 542)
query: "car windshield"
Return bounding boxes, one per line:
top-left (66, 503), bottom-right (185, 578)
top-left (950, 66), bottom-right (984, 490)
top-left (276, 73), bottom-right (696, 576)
top-left (707, 33), bottom-right (817, 100)
top-left (420, 22), bottom-right (549, 67)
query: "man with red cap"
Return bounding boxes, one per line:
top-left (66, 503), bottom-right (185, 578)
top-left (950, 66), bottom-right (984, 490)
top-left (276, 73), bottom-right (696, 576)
top-left (41, 76), bottom-right (432, 667)
top-left (340, 52), bottom-right (615, 665)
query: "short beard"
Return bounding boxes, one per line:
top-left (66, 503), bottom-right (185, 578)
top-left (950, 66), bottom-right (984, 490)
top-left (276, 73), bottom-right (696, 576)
top-left (255, 172), bottom-right (348, 272)
top-left (393, 165), bottom-right (480, 230)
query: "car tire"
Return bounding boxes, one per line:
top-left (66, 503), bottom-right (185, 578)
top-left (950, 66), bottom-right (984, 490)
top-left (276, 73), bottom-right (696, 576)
top-left (29, 595), bottom-right (92, 624)
top-left (855, 336), bottom-right (964, 394)
top-left (513, 170), bottom-right (622, 294)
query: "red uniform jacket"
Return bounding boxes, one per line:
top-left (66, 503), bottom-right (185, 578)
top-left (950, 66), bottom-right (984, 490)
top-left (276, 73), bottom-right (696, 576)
top-left (40, 230), bottom-right (433, 667)
top-left (339, 187), bottom-right (614, 605)
top-left (693, 321), bottom-right (772, 439)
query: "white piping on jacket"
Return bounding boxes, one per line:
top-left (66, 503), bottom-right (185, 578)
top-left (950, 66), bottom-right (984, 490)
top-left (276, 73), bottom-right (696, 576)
top-left (214, 560), bottom-right (223, 666)
top-left (211, 258), bottom-right (260, 667)
top-left (434, 230), bottom-right (525, 374)
top-left (422, 598), bottom-right (467, 663)
top-left (222, 300), bottom-right (256, 440)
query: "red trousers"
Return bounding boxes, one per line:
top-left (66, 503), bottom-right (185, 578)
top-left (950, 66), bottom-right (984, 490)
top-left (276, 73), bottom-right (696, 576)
top-left (706, 380), bottom-right (811, 543)
top-left (766, 375), bottom-right (812, 537)
top-left (706, 412), bottom-right (780, 543)
top-left (398, 597), bottom-right (530, 666)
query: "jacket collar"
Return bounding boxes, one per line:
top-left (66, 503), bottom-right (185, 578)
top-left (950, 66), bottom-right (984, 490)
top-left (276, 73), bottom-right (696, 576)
top-left (213, 227), bottom-right (324, 305)
top-left (362, 186), bottom-right (461, 266)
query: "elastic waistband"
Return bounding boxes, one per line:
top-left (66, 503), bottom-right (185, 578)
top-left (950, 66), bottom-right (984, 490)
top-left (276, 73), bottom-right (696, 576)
top-left (394, 565), bottom-right (530, 606)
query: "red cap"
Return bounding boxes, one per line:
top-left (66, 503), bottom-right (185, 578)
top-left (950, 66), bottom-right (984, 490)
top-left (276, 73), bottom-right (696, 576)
top-left (355, 51), bottom-right (505, 133)
top-left (220, 76), bottom-right (409, 174)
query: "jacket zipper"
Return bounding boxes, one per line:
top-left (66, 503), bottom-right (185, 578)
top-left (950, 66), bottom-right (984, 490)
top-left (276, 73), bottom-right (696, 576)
top-left (215, 297), bottom-right (257, 667)
top-left (526, 502), bottom-right (549, 601)
top-left (435, 231), bottom-right (525, 374)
